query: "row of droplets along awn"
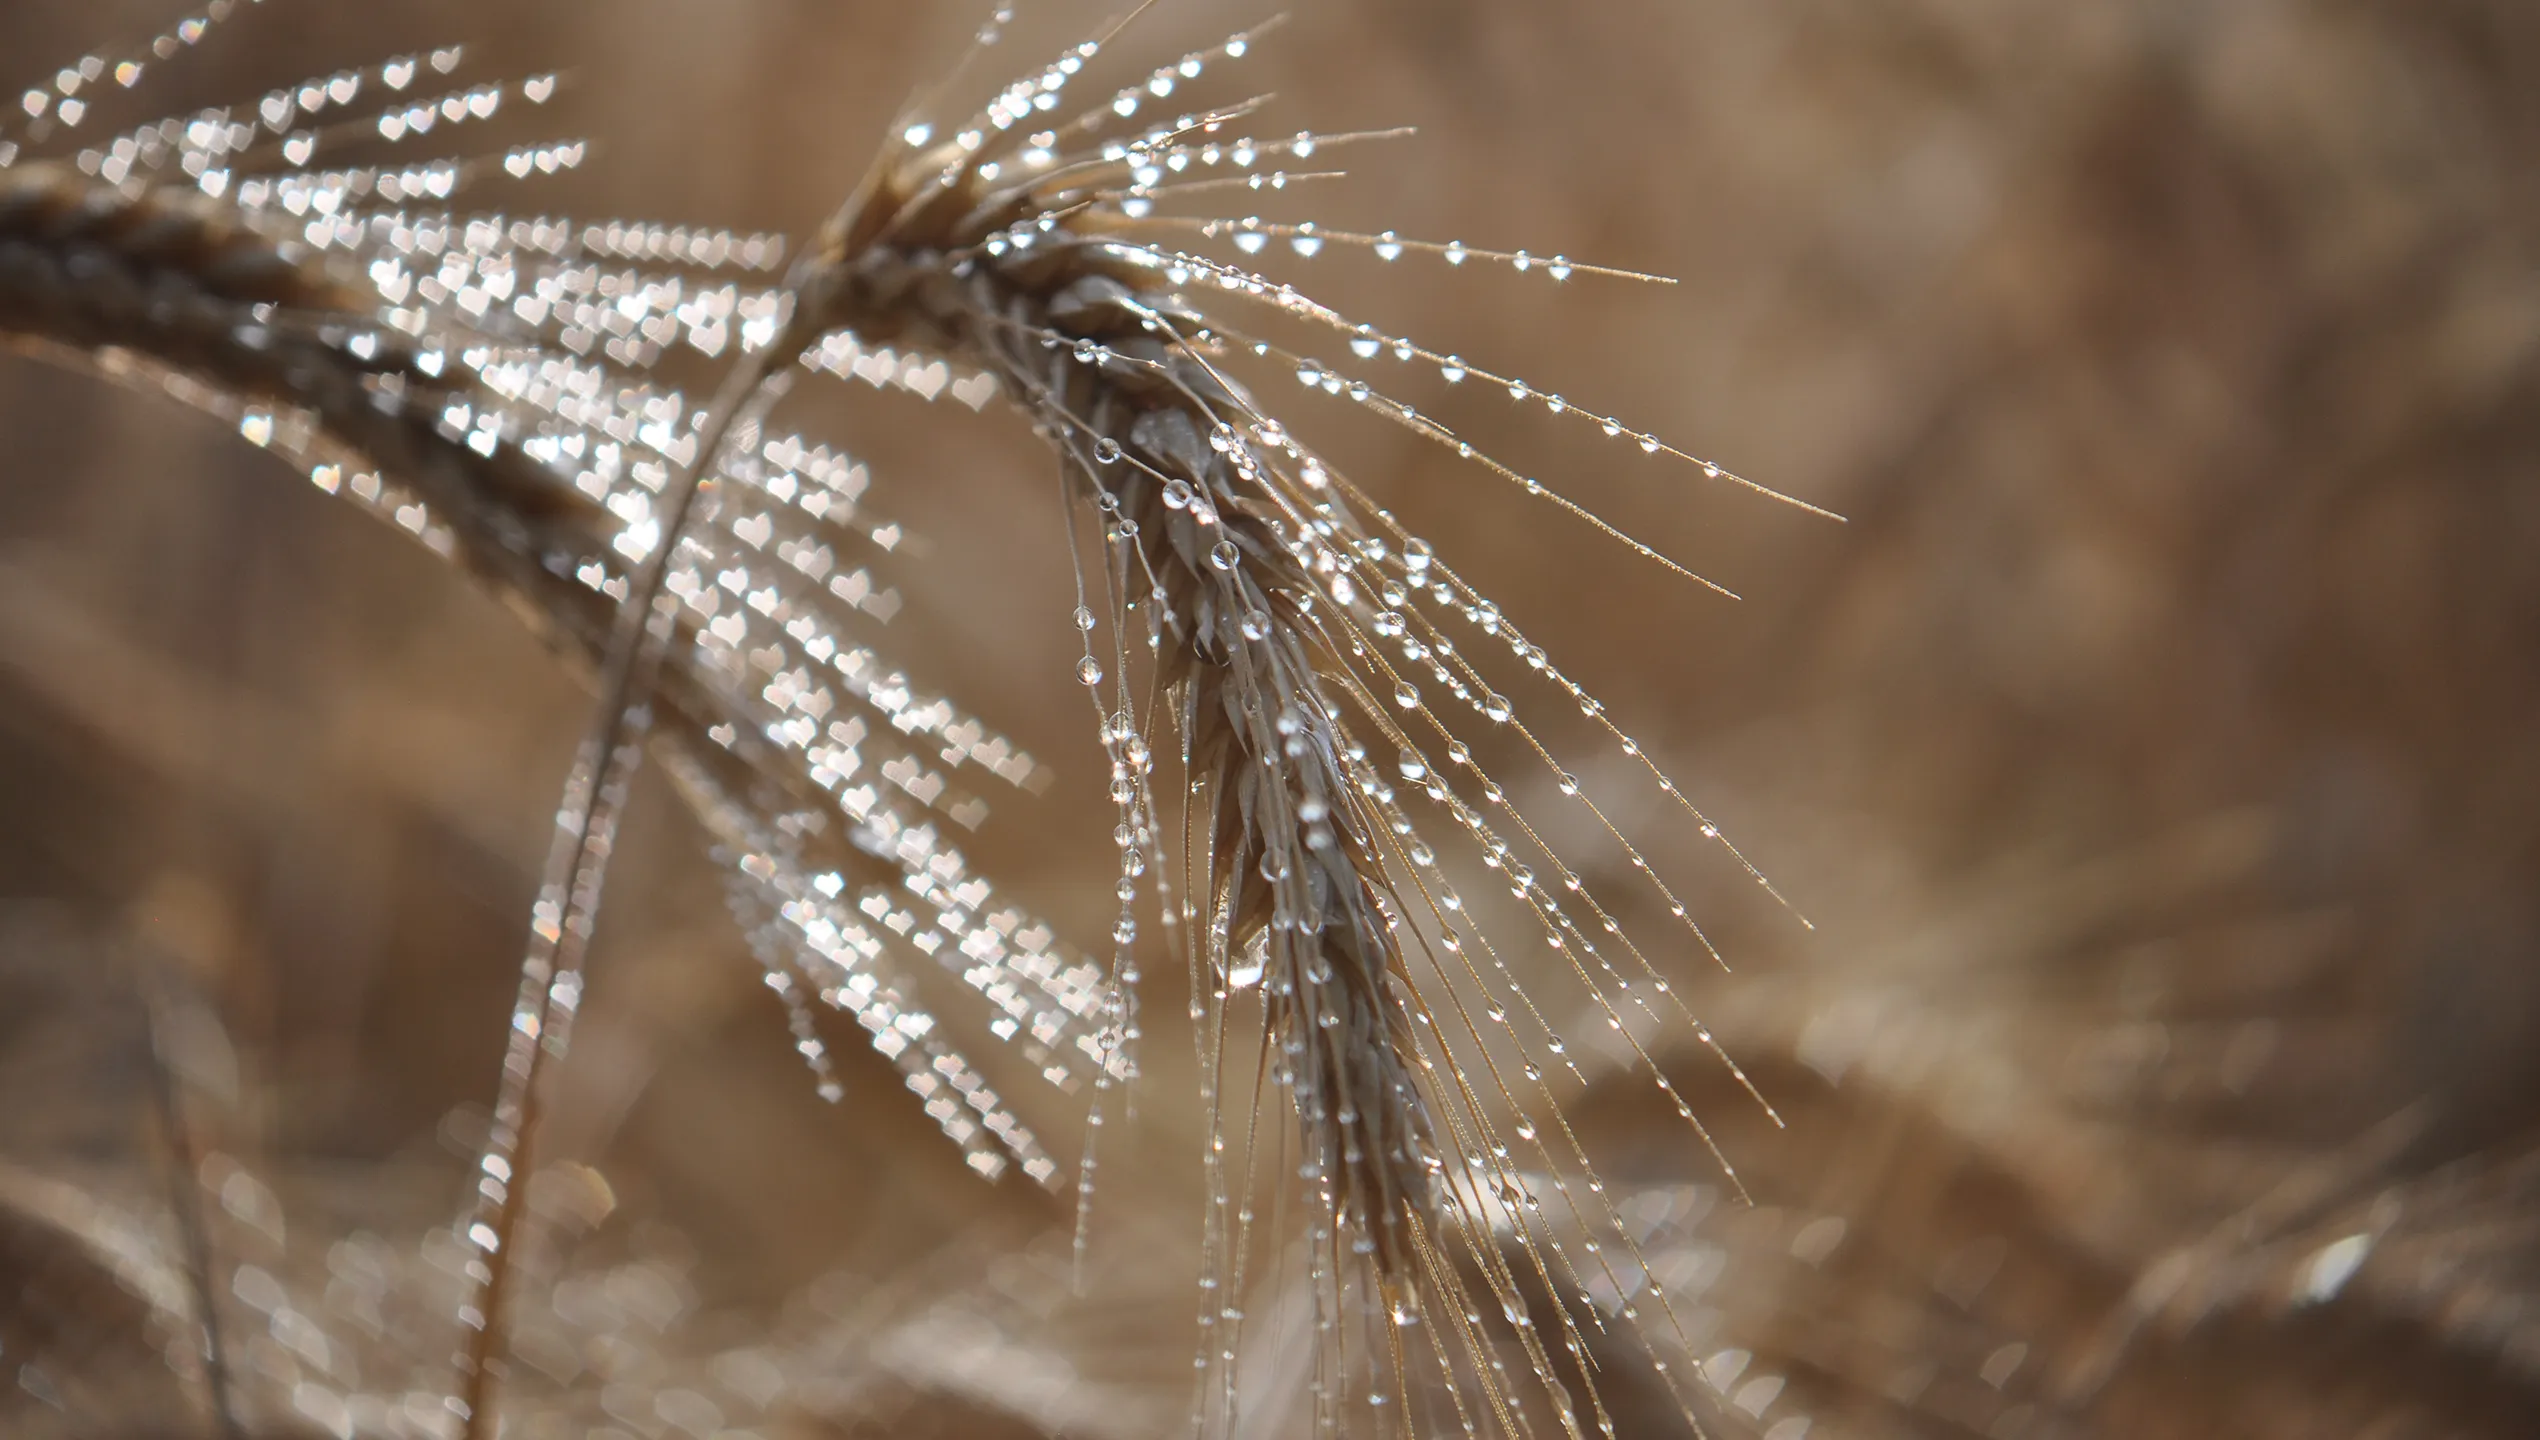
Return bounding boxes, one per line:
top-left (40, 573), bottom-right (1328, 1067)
top-left (0, 3), bottom-right (1840, 1435)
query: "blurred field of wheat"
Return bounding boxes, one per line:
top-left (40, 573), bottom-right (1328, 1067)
top-left (0, 2), bottom-right (2533, 1436)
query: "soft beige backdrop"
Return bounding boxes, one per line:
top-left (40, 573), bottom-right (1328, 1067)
top-left (1, 2), bottom-right (2534, 1436)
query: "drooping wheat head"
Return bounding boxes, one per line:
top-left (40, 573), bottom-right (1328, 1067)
top-left (740, 12), bottom-right (1846, 1434)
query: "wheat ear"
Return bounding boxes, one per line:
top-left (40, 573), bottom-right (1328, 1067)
top-left (2, 134), bottom-right (1125, 1426)
top-left (0, 156), bottom-right (845, 1404)
top-left (730, 17), bottom-right (1853, 1430)
top-left (775, 116), bottom-right (1444, 1286)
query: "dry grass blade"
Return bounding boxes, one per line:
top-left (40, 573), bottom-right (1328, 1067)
top-left (0, 163), bottom-right (914, 918)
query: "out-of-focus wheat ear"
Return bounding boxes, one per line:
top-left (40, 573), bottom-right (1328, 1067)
top-left (7, 129), bottom-right (1111, 1075)
top-left (3, 91), bottom-right (1104, 1415)
top-left (8, 162), bottom-right (724, 1419)
top-left (0, 186), bottom-right (666, 1377)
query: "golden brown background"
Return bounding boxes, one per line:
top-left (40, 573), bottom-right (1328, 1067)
top-left (1, 1), bottom-right (2534, 1436)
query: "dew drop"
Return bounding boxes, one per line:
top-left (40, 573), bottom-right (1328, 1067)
top-left (1209, 540), bottom-right (1241, 571)
top-left (1077, 656), bottom-right (1104, 686)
